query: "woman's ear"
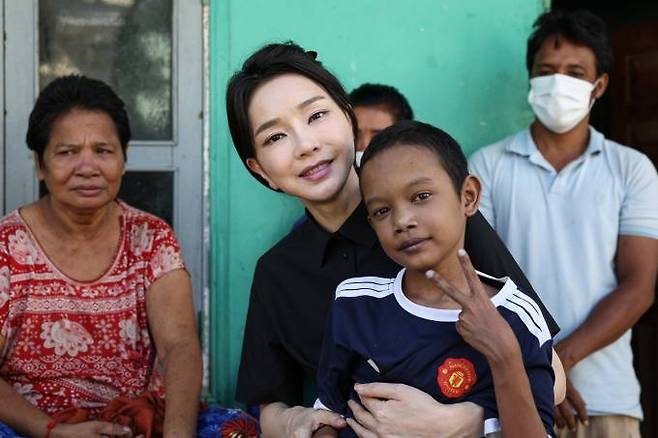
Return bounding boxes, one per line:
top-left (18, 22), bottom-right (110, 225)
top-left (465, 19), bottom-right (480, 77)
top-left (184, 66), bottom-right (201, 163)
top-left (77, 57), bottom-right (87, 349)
top-left (246, 157), bottom-right (279, 191)
top-left (33, 152), bottom-right (45, 181)
top-left (461, 175), bottom-right (481, 217)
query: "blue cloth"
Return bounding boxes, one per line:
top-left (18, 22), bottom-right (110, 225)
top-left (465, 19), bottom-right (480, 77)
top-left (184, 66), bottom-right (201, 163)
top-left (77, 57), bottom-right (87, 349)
top-left (469, 126), bottom-right (658, 419)
top-left (0, 406), bottom-right (259, 438)
top-left (316, 269), bottom-right (555, 437)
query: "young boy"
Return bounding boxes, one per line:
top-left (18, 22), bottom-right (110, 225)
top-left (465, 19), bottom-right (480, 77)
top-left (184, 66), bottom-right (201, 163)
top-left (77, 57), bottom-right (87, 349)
top-left (315, 121), bottom-right (555, 437)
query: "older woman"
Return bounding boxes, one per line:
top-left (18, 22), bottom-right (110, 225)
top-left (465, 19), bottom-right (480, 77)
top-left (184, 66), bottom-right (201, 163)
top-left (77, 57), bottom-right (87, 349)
top-left (0, 75), bottom-right (201, 437)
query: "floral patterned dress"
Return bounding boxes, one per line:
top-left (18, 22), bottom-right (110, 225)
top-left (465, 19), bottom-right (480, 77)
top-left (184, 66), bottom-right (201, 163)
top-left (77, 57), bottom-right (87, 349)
top-left (0, 201), bottom-right (184, 415)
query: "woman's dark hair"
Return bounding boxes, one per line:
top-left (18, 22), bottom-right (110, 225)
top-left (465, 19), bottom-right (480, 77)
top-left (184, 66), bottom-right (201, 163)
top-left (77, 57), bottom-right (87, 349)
top-left (360, 120), bottom-right (468, 196)
top-left (226, 42), bottom-right (358, 189)
top-left (526, 10), bottom-right (612, 77)
top-left (26, 75), bottom-right (131, 164)
top-left (349, 83), bottom-right (414, 121)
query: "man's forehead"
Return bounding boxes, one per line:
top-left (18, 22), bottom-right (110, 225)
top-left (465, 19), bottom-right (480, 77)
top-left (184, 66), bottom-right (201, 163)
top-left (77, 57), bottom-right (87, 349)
top-left (534, 35), bottom-right (597, 66)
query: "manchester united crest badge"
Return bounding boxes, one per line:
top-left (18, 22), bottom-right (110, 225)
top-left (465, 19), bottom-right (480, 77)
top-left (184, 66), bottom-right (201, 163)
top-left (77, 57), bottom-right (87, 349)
top-left (437, 357), bottom-right (477, 398)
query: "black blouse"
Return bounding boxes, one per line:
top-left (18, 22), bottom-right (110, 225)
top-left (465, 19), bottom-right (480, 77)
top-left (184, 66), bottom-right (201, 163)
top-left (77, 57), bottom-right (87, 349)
top-left (235, 204), bottom-right (558, 406)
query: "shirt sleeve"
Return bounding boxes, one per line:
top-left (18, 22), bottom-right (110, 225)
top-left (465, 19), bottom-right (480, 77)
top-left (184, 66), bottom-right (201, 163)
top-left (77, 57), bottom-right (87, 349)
top-left (465, 212), bottom-right (560, 336)
top-left (619, 152), bottom-right (658, 239)
top-left (314, 300), bottom-right (358, 417)
top-left (144, 218), bottom-right (186, 287)
top-left (236, 261), bottom-right (304, 407)
top-left (505, 302), bottom-right (556, 437)
top-left (0, 249), bottom-right (11, 342)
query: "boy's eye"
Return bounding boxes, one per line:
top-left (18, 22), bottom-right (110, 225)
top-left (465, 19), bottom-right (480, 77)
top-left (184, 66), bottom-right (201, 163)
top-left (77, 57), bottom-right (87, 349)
top-left (264, 133), bottom-right (285, 146)
top-left (309, 111), bottom-right (328, 123)
top-left (371, 206), bottom-right (390, 218)
top-left (413, 192), bottom-right (431, 202)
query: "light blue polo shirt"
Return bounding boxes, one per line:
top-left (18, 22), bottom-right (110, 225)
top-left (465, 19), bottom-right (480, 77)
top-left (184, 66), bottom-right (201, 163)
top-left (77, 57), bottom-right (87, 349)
top-left (469, 126), bottom-right (658, 419)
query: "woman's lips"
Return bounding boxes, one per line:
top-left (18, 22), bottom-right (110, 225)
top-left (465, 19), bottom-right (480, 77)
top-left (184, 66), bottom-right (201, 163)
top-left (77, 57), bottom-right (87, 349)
top-left (299, 160), bottom-right (332, 181)
top-left (72, 186), bottom-right (103, 197)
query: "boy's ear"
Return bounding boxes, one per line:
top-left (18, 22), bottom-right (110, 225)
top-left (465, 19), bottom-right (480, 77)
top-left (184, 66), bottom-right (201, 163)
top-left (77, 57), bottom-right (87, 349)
top-left (246, 157), bottom-right (280, 191)
top-left (461, 175), bottom-right (481, 217)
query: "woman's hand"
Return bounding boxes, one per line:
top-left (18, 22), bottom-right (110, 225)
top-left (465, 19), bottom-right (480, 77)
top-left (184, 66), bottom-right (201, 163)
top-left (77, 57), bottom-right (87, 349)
top-left (425, 249), bottom-right (518, 362)
top-left (52, 421), bottom-right (133, 438)
top-left (554, 378), bottom-right (588, 430)
top-left (345, 383), bottom-right (482, 438)
top-left (282, 406), bottom-right (346, 438)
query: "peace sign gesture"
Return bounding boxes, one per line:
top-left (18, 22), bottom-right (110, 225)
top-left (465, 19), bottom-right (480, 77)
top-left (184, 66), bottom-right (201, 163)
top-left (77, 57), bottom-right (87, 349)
top-left (425, 249), bottom-right (519, 363)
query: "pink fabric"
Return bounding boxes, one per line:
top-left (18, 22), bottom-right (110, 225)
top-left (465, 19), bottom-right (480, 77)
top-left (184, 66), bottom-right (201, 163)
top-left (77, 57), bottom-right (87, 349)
top-left (0, 201), bottom-right (185, 415)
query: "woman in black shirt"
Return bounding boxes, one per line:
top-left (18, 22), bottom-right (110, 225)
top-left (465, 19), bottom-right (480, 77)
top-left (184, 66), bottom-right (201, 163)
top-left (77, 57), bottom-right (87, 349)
top-left (226, 42), bottom-right (561, 437)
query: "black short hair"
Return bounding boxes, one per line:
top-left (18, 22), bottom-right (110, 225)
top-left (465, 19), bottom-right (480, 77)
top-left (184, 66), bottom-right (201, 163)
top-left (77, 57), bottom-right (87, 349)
top-left (526, 10), bottom-right (612, 77)
top-left (226, 42), bottom-right (358, 189)
top-left (26, 75), bottom-right (131, 164)
top-left (349, 83), bottom-right (414, 121)
top-left (360, 120), bottom-right (468, 196)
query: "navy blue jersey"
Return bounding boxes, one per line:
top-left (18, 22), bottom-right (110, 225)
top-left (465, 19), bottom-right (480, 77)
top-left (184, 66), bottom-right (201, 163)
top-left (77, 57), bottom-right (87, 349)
top-left (315, 269), bottom-right (555, 437)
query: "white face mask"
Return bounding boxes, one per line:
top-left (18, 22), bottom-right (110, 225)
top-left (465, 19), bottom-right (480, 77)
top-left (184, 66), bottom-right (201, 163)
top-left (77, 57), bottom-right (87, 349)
top-left (528, 73), bottom-right (600, 134)
top-left (355, 150), bottom-right (364, 167)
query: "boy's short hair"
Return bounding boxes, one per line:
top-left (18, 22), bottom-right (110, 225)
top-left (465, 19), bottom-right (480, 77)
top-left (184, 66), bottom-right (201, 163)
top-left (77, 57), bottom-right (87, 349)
top-left (526, 10), bottom-right (612, 77)
top-left (349, 83), bottom-right (414, 122)
top-left (359, 120), bottom-right (468, 195)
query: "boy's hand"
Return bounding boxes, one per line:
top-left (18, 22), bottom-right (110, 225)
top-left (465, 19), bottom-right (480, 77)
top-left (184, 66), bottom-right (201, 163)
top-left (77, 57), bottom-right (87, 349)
top-left (554, 378), bottom-right (588, 430)
top-left (425, 249), bottom-right (518, 363)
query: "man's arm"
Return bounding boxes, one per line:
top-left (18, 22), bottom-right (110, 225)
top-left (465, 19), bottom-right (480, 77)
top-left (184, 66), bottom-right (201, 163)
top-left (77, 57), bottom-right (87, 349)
top-left (555, 235), bottom-right (658, 370)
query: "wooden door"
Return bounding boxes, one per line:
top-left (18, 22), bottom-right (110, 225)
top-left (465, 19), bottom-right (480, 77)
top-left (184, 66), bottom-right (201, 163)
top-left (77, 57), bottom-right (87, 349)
top-left (609, 20), bottom-right (658, 437)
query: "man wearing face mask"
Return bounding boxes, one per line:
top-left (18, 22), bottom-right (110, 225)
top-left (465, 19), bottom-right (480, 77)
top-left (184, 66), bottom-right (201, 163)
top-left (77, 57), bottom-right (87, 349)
top-left (470, 10), bottom-right (658, 438)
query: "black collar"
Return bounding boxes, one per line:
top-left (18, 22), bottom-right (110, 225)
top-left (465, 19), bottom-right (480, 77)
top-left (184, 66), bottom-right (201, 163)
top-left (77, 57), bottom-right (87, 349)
top-left (302, 202), bottom-right (378, 267)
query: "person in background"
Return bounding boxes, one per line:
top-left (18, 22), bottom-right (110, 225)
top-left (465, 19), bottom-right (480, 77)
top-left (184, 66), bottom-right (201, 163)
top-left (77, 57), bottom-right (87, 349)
top-left (349, 83), bottom-right (414, 166)
top-left (470, 10), bottom-right (658, 438)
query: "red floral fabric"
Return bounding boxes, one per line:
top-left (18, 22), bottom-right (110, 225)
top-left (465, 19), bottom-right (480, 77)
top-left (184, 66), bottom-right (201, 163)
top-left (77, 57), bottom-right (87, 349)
top-left (0, 201), bottom-right (185, 414)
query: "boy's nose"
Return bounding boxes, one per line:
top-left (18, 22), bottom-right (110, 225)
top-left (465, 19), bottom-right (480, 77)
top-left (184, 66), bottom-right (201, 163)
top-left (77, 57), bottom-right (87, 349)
top-left (393, 209), bottom-right (417, 233)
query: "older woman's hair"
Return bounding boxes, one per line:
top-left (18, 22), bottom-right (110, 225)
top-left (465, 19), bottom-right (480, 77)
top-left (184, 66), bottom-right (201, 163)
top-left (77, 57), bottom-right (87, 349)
top-left (226, 41), bottom-right (358, 189)
top-left (26, 75), bottom-right (131, 164)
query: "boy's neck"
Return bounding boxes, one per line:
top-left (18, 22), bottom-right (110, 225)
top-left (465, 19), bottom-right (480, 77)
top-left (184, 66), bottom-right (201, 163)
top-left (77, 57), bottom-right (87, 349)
top-left (403, 257), bottom-right (499, 309)
top-left (403, 255), bottom-right (468, 309)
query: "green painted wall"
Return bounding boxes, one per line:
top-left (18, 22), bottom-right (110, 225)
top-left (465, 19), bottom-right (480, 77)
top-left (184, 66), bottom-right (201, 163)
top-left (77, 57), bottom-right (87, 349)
top-left (210, 0), bottom-right (546, 404)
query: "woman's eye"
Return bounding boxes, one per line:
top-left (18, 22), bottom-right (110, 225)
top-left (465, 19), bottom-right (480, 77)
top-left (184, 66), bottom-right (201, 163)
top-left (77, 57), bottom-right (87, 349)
top-left (413, 192), bottom-right (431, 202)
top-left (264, 133), bottom-right (285, 145)
top-left (309, 111), bottom-right (328, 123)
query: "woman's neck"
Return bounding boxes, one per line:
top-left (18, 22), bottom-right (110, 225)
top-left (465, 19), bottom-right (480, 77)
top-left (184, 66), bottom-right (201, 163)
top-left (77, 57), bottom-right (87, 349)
top-left (304, 168), bottom-right (362, 233)
top-left (37, 196), bottom-right (118, 241)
